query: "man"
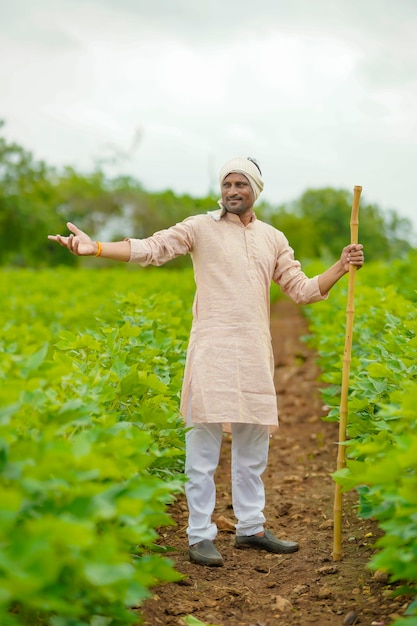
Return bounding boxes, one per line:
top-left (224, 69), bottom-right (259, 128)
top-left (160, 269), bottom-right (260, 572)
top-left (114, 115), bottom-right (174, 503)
top-left (48, 157), bottom-right (364, 567)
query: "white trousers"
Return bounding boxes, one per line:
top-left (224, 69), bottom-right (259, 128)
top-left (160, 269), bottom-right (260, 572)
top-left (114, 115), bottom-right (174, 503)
top-left (185, 419), bottom-right (270, 545)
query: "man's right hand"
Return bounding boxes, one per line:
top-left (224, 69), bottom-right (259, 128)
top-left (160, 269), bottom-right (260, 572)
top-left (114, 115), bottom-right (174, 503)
top-left (48, 222), bottom-right (98, 256)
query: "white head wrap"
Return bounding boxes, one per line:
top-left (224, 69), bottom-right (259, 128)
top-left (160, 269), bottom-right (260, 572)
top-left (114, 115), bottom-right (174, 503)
top-left (218, 157), bottom-right (264, 201)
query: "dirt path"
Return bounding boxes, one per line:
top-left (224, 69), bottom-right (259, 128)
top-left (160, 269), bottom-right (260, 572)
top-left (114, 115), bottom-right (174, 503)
top-left (139, 299), bottom-right (406, 626)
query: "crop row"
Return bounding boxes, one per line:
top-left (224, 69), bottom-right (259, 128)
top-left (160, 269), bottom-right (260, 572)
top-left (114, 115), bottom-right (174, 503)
top-left (304, 251), bottom-right (417, 626)
top-left (0, 267), bottom-right (195, 626)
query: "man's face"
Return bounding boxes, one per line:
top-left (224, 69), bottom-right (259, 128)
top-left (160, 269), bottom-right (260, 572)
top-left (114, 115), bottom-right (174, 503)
top-left (221, 173), bottom-right (255, 217)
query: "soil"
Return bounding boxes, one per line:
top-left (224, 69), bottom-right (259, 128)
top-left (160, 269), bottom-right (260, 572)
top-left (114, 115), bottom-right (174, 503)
top-left (137, 299), bottom-right (409, 626)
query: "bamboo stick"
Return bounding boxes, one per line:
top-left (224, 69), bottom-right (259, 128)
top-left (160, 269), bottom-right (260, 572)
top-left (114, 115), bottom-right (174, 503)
top-left (332, 185), bottom-right (362, 561)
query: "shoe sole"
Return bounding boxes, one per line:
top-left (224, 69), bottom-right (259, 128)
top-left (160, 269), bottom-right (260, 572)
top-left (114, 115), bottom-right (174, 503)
top-left (235, 542), bottom-right (299, 554)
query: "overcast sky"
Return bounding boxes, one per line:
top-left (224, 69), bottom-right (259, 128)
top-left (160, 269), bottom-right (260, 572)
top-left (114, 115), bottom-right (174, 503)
top-left (1, 0), bottom-right (417, 232)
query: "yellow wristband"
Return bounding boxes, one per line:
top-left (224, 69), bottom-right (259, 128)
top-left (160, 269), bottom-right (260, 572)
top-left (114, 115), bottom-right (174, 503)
top-left (95, 241), bottom-right (103, 257)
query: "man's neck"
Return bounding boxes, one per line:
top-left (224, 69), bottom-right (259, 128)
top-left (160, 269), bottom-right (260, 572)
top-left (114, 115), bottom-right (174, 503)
top-left (225, 207), bottom-right (254, 226)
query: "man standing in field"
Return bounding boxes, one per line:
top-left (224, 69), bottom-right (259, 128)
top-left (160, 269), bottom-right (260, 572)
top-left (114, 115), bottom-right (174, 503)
top-left (49, 157), bottom-right (364, 567)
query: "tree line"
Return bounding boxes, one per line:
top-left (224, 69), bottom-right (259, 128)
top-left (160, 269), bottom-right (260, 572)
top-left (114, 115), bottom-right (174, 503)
top-left (0, 120), bottom-right (414, 268)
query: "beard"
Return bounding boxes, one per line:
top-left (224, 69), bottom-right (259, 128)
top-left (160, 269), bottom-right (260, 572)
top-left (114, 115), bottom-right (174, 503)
top-left (224, 198), bottom-right (252, 215)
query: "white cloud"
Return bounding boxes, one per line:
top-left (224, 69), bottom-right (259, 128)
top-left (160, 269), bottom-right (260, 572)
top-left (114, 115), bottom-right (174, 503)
top-left (0, 0), bottom-right (417, 231)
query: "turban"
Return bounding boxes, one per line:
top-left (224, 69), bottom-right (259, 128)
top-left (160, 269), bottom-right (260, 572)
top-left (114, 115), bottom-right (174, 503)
top-left (218, 157), bottom-right (264, 201)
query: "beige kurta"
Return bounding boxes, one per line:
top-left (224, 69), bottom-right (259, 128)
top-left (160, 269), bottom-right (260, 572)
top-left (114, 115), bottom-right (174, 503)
top-left (128, 208), bottom-right (327, 428)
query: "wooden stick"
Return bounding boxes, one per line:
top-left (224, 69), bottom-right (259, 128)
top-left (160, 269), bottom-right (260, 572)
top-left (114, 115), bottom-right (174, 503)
top-left (332, 185), bottom-right (362, 561)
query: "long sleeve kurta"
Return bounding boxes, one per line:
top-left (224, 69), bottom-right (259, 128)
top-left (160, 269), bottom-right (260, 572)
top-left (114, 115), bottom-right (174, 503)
top-left (128, 208), bottom-right (327, 428)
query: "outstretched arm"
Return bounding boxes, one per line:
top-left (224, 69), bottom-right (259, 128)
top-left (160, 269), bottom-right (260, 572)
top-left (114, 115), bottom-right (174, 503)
top-left (318, 244), bottom-right (364, 296)
top-left (48, 222), bottom-right (131, 262)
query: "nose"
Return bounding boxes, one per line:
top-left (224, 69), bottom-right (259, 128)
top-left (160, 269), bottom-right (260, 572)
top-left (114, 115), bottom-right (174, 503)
top-left (227, 184), bottom-right (240, 196)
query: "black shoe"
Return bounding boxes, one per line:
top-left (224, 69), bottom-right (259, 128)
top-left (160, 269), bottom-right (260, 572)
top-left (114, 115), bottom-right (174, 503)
top-left (189, 540), bottom-right (224, 567)
top-left (235, 529), bottom-right (299, 554)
